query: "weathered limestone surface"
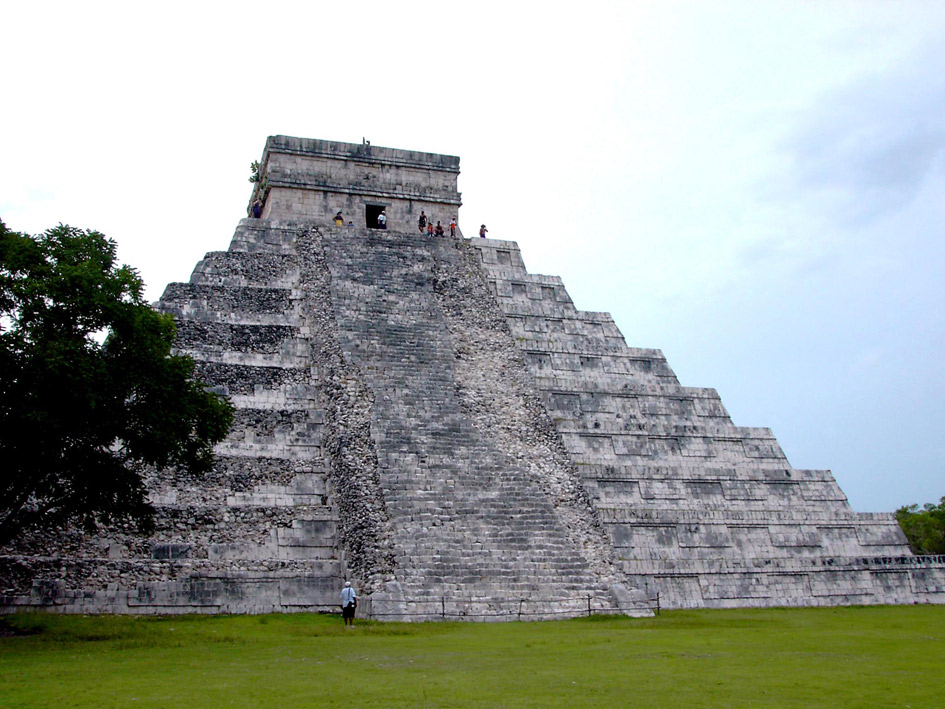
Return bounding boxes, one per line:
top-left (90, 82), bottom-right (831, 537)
top-left (0, 220), bottom-right (650, 618)
top-left (470, 238), bottom-right (945, 607)
top-left (0, 220), bottom-right (344, 614)
top-left (253, 136), bottom-right (463, 235)
top-left (318, 226), bottom-right (643, 619)
top-left (3, 136), bottom-right (942, 616)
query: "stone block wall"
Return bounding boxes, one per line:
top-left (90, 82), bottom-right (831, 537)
top-left (470, 237), bottom-right (945, 607)
top-left (253, 136), bottom-right (463, 235)
top-left (0, 219), bottom-right (347, 614)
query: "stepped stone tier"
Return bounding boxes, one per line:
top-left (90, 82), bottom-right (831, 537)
top-left (2, 136), bottom-right (943, 618)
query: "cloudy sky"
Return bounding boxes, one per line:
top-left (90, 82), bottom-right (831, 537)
top-left (4, 1), bottom-right (943, 512)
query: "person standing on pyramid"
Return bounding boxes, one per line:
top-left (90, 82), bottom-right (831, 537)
top-left (378, 210), bottom-right (387, 229)
top-left (449, 216), bottom-right (457, 238)
top-left (334, 211), bottom-right (344, 226)
top-left (418, 211), bottom-right (427, 234)
top-left (479, 224), bottom-right (488, 238)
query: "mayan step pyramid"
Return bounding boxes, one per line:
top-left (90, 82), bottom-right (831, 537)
top-left (2, 136), bottom-right (943, 617)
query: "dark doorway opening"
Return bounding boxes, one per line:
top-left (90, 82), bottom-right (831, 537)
top-left (365, 204), bottom-right (386, 229)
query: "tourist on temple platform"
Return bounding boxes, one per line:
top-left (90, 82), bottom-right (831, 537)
top-left (378, 210), bottom-right (387, 229)
top-left (427, 221), bottom-right (434, 238)
top-left (418, 211), bottom-right (427, 233)
top-left (479, 224), bottom-right (488, 238)
top-left (341, 581), bottom-right (358, 627)
top-left (435, 221), bottom-right (445, 237)
top-left (449, 216), bottom-right (457, 237)
top-left (251, 199), bottom-right (262, 218)
top-left (334, 211), bottom-right (344, 226)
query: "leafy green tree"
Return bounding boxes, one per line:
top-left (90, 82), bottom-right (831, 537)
top-left (895, 497), bottom-right (945, 555)
top-left (0, 220), bottom-right (233, 546)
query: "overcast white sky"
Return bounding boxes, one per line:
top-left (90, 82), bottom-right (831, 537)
top-left (4, 1), bottom-right (943, 512)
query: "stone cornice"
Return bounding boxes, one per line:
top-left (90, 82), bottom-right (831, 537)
top-left (264, 135), bottom-right (460, 174)
top-left (267, 176), bottom-right (463, 206)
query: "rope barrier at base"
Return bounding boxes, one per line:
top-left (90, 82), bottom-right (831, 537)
top-left (360, 592), bottom-right (661, 620)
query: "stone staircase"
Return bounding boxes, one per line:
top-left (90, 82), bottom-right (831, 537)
top-left (318, 226), bottom-right (645, 618)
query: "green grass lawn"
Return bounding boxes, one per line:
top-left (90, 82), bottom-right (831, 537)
top-left (1, 606), bottom-right (943, 708)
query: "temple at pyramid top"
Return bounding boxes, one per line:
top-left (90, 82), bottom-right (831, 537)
top-left (249, 135), bottom-right (462, 230)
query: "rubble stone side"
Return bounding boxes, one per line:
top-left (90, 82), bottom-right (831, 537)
top-left (430, 236), bottom-right (637, 607)
top-left (297, 224), bottom-right (395, 591)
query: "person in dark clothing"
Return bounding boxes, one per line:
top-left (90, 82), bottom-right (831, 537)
top-left (434, 221), bottom-right (445, 237)
top-left (418, 211), bottom-right (428, 233)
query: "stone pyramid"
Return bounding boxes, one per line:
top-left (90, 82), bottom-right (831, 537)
top-left (2, 136), bottom-right (942, 617)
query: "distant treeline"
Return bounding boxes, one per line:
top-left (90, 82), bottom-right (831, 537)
top-left (895, 497), bottom-right (945, 555)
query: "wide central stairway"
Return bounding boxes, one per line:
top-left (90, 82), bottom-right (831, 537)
top-left (321, 227), bottom-right (642, 619)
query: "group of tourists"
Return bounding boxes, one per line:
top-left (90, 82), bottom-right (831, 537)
top-left (296, 210), bottom-right (490, 240)
top-left (417, 211), bottom-right (458, 238)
